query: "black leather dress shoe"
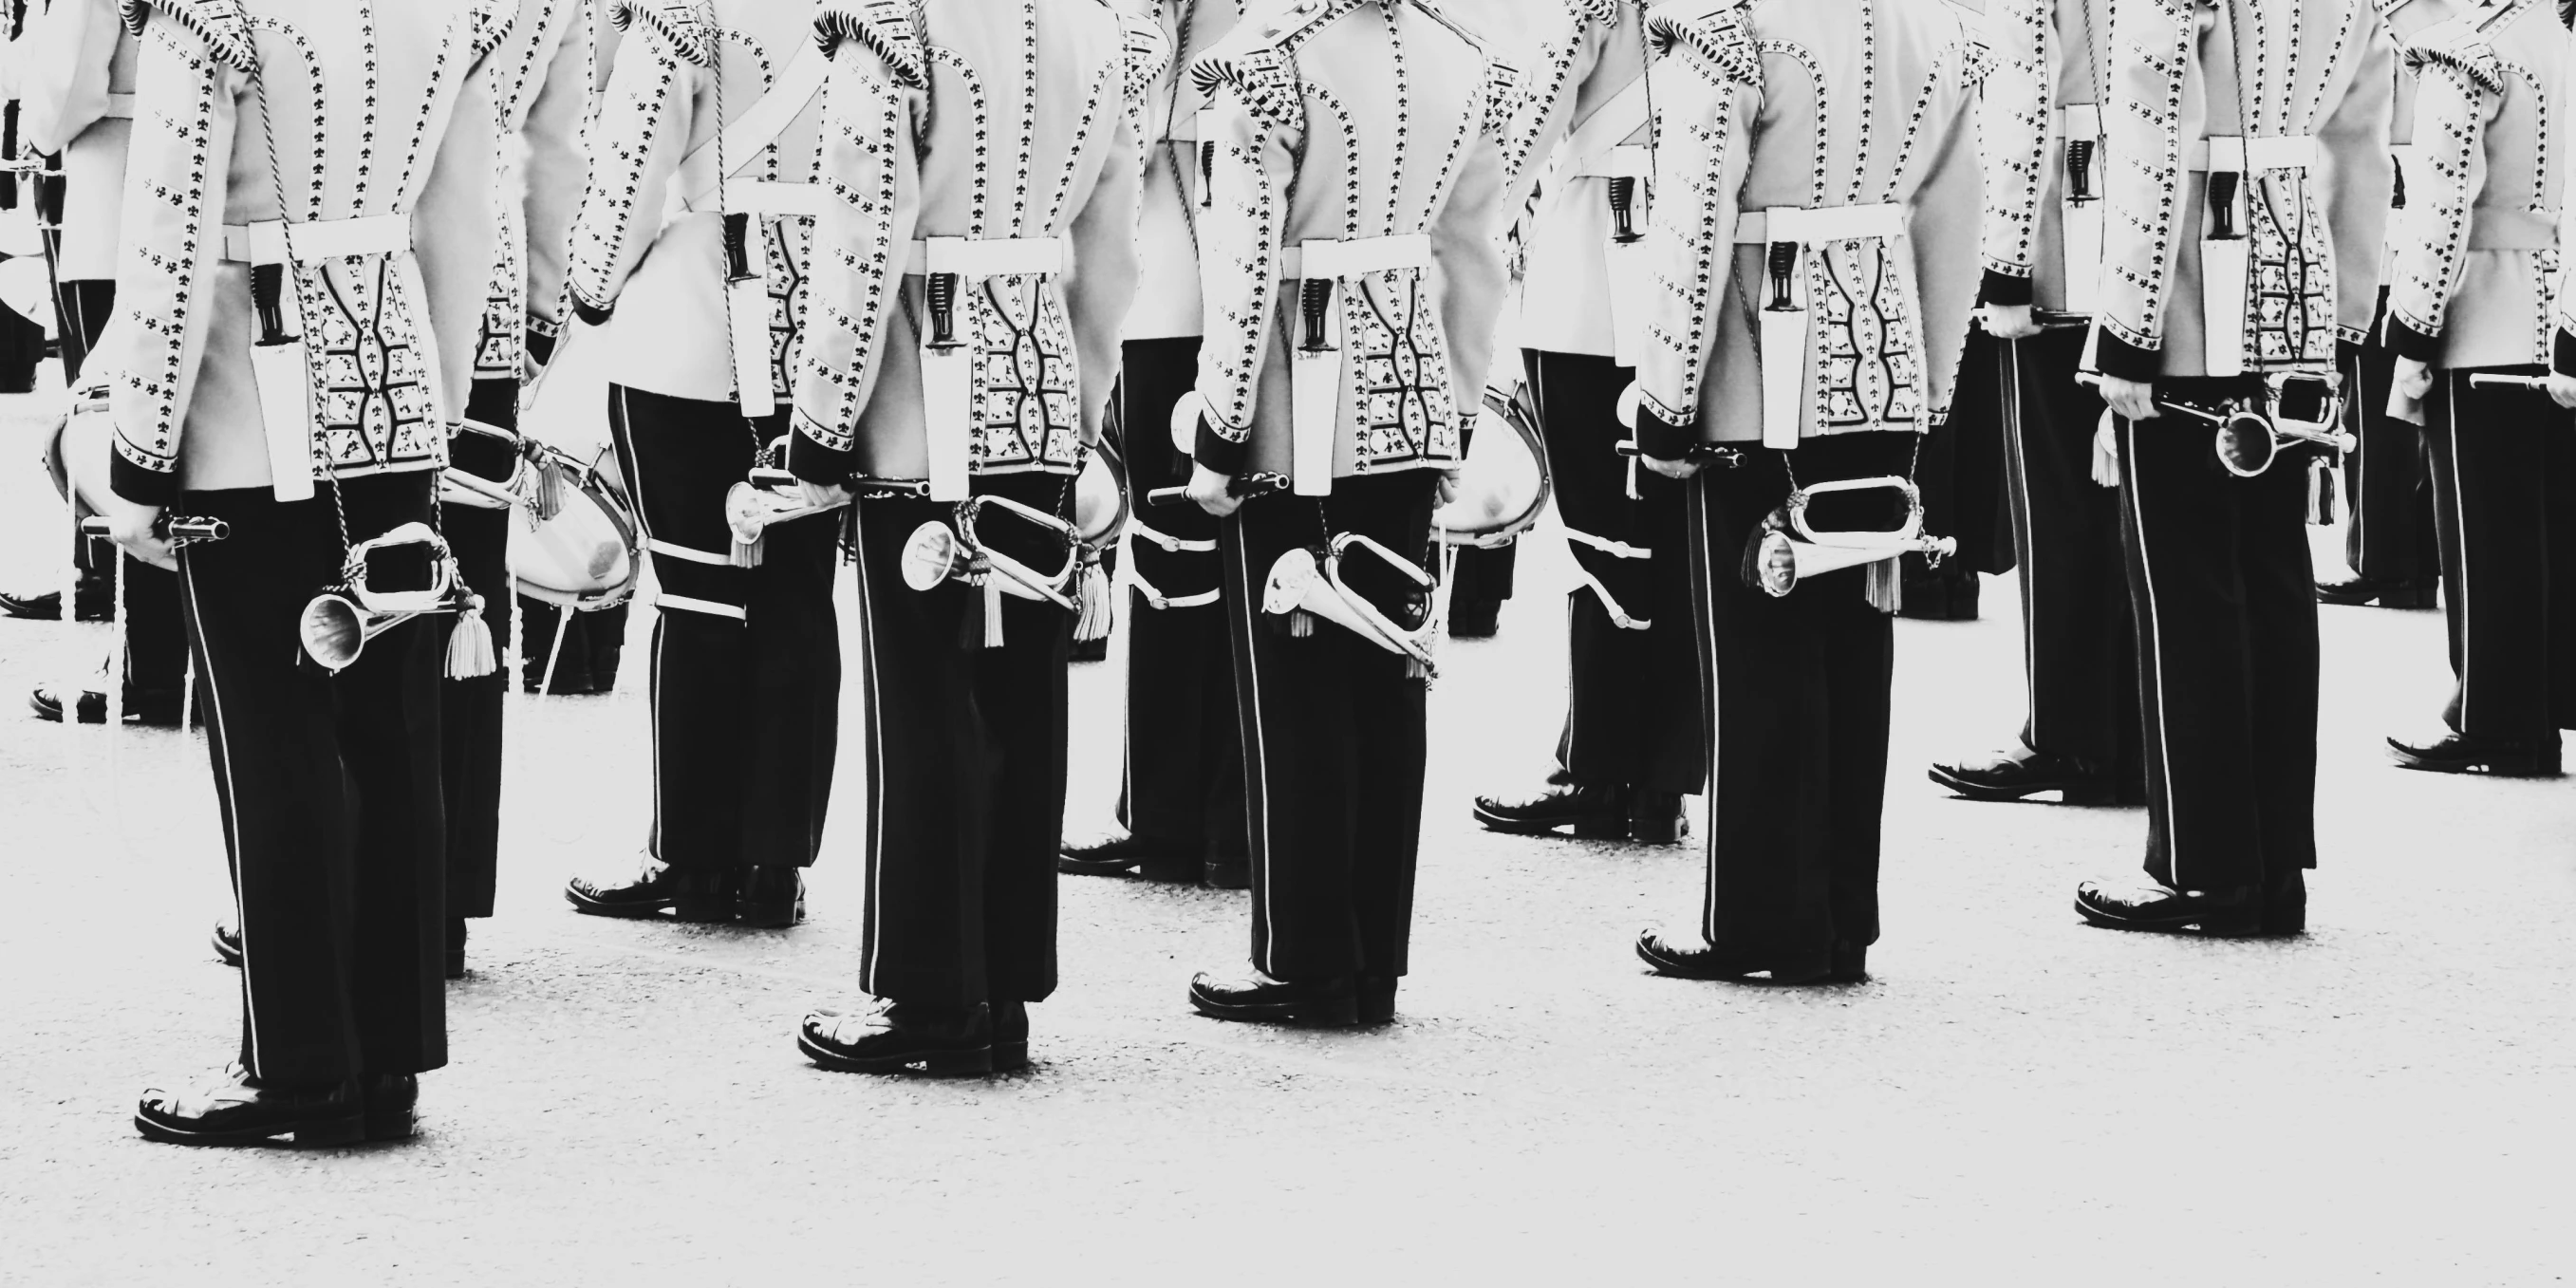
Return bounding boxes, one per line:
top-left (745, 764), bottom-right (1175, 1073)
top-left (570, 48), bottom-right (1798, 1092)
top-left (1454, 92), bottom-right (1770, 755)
top-left (1930, 743), bottom-right (2118, 804)
top-left (214, 923), bottom-right (242, 967)
top-left (0, 588), bottom-right (61, 620)
top-left (1635, 929), bottom-right (1833, 982)
top-left (136, 1066), bottom-right (364, 1148)
top-left (737, 866), bottom-right (806, 928)
top-left (1357, 975), bottom-right (1397, 1025)
top-left (1827, 943), bottom-right (1869, 983)
top-left (798, 999), bottom-right (994, 1075)
top-left (567, 855), bottom-right (678, 919)
top-left (2388, 730), bottom-right (2561, 776)
top-left (1630, 790), bottom-right (1687, 845)
top-left (1187, 965), bottom-right (1358, 1026)
top-left (363, 1073), bottom-right (420, 1141)
top-left (1473, 771), bottom-right (1630, 838)
top-left (28, 684), bottom-right (183, 726)
top-left (2073, 879), bottom-right (2263, 936)
top-left (1203, 855), bottom-right (1251, 889)
top-left (994, 999), bottom-right (1030, 1072)
top-left (2317, 574), bottom-right (2437, 608)
top-left (444, 919), bottom-right (467, 980)
top-left (1058, 828), bottom-right (1199, 882)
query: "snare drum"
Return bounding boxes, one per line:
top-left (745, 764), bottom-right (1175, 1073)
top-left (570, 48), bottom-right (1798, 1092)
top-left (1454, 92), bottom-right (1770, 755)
top-left (1434, 384), bottom-right (1552, 548)
top-left (44, 390), bottom-right (116, 516)
top-left (512, 449), bottom-right (643, 610)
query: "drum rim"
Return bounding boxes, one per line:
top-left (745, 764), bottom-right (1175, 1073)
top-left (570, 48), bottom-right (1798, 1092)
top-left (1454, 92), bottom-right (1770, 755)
top-left (1434, 383), bottom-right (1552, 548)
top-left (513, 448), bottom-right (644, 611)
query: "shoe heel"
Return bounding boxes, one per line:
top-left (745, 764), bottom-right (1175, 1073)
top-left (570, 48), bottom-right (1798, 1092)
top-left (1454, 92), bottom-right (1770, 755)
top-left (364, 1110), bottom-right (417, 1142)
top-left (993, 1041), bottom-right (1030, 1073)
top-left (294, 1114), bottom-right (366, 1148)
top-left (737, 899), bottom-right (804, 929)
top-left (671, 894), bottom-right (735, 924)
top-left (1293, 996), bottom-right (1361, 1027)
top-left (924, 1045), bottom-right (996, 1076)
top-left (1570, 815), bottom-right (1629, 841)
top-left (2060, 780), bottom-right (2117, 806)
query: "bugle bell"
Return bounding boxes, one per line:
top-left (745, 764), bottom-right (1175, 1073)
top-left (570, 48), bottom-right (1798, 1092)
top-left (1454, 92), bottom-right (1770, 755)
top-left (1744, 476), bottom-right (1956, 600)
top-left (1260, 532), bottom-right (1440, 677)
top-left (298, 592), bottom-right (422, 674)
top-left (297, 522), bottom-right (465, 672)
top-left (897, 494), bottom-right (1082, 610)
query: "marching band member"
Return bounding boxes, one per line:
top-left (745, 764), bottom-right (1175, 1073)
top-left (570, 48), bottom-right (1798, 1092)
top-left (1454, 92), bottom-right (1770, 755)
top-left (2381, 0), bottom-right (2572, 775)
top-left (2319, 44), bottom-right (2441, 611)
top-left (1930, 0), bottom-right (2145, 806)
top-left (788, 0), bottom-right (1148, 1074)
top-left (12, 0), bottom-right (187, 727)
top-left (99, 0), bottom-right (503, 1145)
top-left (1469, 0), bottom-right (1707, 847)
top-left (441, 0), bottom-right (602, 975)
top-left (559, 0), bottom-right (843, 931)
top-left (1628, 0), bottom-right (1985, 983)
top-left (1060, 0), bottom-right (1255, 891)
top-left (1180, 0), bottom-right (1514, 1026)
top-left (2075, 0), bottom-right (2391, 936)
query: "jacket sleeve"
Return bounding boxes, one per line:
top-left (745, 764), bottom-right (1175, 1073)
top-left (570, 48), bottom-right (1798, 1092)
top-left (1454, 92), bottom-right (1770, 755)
top-left (2380, 29), bottom-right (2487, 361)
top-left (562, 9), bottom-right (701, 324)
top-left (417, 48), bottom-right (505, 434)
top-left (1977, 0), bottom-right (2051, 306)
top-left (2086, 0), bottom-right (2193, 382)
top-left (1436, 77), bottom-right (1513, 419)
top-left (1065, 61), bottom-right (1147, 448)
top-left (15, 0), bottom-right (120, 156)
top-left (1629, 3), bottom-right (1757, 461)
top-left (519, 2), bottom-right (599, 364)
top-left (2321, 14), bottom-right (2396, 345)
top-left (787, 44), bottom-right (923, 484)
top-left (1185, 79), bottom-right (1297, 477)
top-left (1914, 45), bottom-right (1988, 423)
top-left (103, 17), bottom-right (245, 507)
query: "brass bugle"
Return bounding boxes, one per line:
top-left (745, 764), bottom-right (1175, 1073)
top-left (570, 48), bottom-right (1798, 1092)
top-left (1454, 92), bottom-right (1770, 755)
top-left (298, 593), bottom-right (420, 673)
top-left (898, 495), bottom-right (1081, 609)
top-left (2075, 374), bottom-right (2354, 476)
top-left (1749, 529), bottom-right (1956, 598)
top-left (1260, 533), bottom-right (1440, 675)
top-left (77, 514), bottom-right (228, 546)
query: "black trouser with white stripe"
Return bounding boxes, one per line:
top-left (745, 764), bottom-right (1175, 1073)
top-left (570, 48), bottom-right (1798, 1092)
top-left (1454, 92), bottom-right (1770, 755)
top-left (1685, 432), bottom-right (1906, 960)
top-left (1530, 348), bottom-right (1704, 794)
top-left (1997, 327), bottom-right (2139, 776)
top-left (1115, 338), bottom-right (1247, 857)
top-left (437, 380), bottom-right (523, 919)
top-left (2343, 305), bottom-right (2440, 588)
top-left (63, 279), bottom-right (187, 704)
top-left (607, 385), bottom-right (839, 873)
top-left (2115, 386), bottom-right (2317, 893)
top-left (848, 475), bottom-right (1075, 1008)
top-left (1221, 474), bottom-right (1434, 982)
top-left (180, 474), bottom-right (446, 1083)
top-left (2421, 367), bottom-right (2576, 741)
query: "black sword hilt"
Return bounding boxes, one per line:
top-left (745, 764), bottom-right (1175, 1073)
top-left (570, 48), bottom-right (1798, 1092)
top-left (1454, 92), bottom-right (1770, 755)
top-left (1608, 177), bottom-right (1642, 244)
top-left (721, 212), bottom-right (755, 283)
top-left (2065, 139), bottom-right (2097, 203)
top-left (252, 263), bottom-right (291, 345)
top-left (1298, 279), bottom-right (1335, 352)
top-left (1764, 242), bottom-right (1800, 311)
top-left (925, 271), bottom-right (961, 349)
top-left (2391, 157), bottom-right (2408, 211)
top-left (2207, 170), bottom-right (2241, 240)
top-left (1199, 140), bottom-right (1217, 209)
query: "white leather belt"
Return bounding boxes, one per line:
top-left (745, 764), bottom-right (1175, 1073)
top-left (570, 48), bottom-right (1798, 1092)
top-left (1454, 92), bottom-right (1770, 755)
top-left (1279, 233), bottom-right (1433, 280)
top-left (2053, 103), bottom-right (2101, 141)
top-left (1734, 203), bottom-right (1907, 245)
top-left (904, 235), bottom-right (1068, 277)
top-left (2190, 134), bottom-right (2319, 172)
top-left (219, 214), bottom-right (412, 263)
top-left (1571, 142), bottom-right (1652, 180)
top-left (700, 179), bottom-right (825, 219)
top-left (103, 94), bottom-right (137, 120)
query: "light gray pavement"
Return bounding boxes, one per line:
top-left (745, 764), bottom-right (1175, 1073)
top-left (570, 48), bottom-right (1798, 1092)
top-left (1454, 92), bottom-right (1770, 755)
top-left (0, 382), bottom-right (2568, 1285)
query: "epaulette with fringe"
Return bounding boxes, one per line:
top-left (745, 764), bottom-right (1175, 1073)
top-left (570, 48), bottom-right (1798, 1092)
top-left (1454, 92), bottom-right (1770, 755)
top-left (2402, 16), bottom-right (2507, 94)
top-left (471, 0), bottom-right (523, 60)
top-left (1645, 0), bottom-right (1760, 86)
top-left (118, 0), bottom-right (257, 71)
top-left (814, 0), bottom-right (927, 88)
top-left (612, 0), bottom-right (715, 68)
top-left (1188, 0), bottom-right (1353, 134)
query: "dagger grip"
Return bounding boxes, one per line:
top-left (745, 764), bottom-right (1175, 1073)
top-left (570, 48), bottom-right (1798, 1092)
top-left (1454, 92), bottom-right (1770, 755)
top-left (2206, 170), bottom-right (2240, 240)
top-left (1298, 279), bottom-right (1335, 352)
top-left (252, 263), bottom-right (290, 345)
top-left (2064, 139), bottom-right (2096, 203)
top-left (1764, 242), bottom-right (1800, 311)
top-left (1608, 177), bottom-right (1642, 244)
top-left (926, 271), bottom-right (961, 349)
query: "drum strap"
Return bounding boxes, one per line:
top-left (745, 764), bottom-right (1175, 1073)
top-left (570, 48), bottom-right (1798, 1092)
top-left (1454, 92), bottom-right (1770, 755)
top-left (1564, 527), bottom-right (1650, 629)
top-left (1129, 517), bottom-right (1217, 553)
top-left (1129, 565), bottom-right (1221, 610)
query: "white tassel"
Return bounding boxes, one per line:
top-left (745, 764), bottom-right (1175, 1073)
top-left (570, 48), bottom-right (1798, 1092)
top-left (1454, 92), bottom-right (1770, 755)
top-left (1073, 552), bottom-right (1112, 643)
top-left (982, 577), bottom-right (1007, 649)
top-left (1864, 556), bottom-right (1902, 615)
top-left (531, 451), bottom-right (568, 522)
top-left (730, 530), bottom-right (765, 569)
top-left (447, 596), bottom-right (497, 680)
top-left (1288, 608), bottom-right (1316, 638)
top-left (1625, 453), bottom-right (1640, 501)
top-left (2091, 413), bottom-right (2121, 488)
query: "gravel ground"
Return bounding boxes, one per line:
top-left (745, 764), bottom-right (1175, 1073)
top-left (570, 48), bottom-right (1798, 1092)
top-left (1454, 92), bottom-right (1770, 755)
top-left (0, 379), bottom-right (2567, 1287)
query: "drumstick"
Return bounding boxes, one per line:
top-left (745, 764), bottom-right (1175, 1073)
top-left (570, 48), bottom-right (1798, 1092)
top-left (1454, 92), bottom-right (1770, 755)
top-left (2467, 373), bottom-right (2550, 391)
top-left (1612, 440), bottom-right (1745, 467)
top-left (77, 515), bottom-right (230, 545)
top-left (1147, 476), bottom-right (1284, 507)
